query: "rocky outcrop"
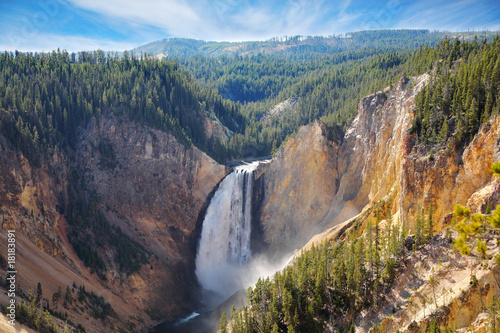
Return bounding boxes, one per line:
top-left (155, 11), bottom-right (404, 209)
top-left (355, 230), bottom-right (500, 333)
top-left (402, 116), bottom-right (500, 231)
top-left (203, 111), bottom-right (233, 143)
top-left (255, 75), bottom-right (429, 253)
top-left (0, 135), bottom-right (67, 256)
top-left (254, 121), bottom-right (340, 253)
top-left (331, 74), bottom-right (426, 226)
top-left (261, 97), bottom-right (299, 123)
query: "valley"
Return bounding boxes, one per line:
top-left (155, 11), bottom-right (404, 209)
top-left (0, 30), bottom-right (499, 333)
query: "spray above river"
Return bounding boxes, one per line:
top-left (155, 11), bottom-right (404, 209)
top-left (195, 161), bottom-right (262, 302)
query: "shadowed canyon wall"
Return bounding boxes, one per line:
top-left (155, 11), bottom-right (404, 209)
top-left (0, 115), bottom-right (228, 332)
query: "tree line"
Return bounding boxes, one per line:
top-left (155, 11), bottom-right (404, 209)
top-left (0, 49), bottom-right (241, 163)
top-left (221, 200), bottom-right (421, 332)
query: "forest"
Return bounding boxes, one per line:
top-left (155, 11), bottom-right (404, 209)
top-left (0, 49), bottom-right (241, 163)
top-left (410, 37), bottom-right (500, 149)
top-left (132, 30), bottom-right (466, 59)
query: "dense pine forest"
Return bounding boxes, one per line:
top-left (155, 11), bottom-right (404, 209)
top-left (220, 197), bottom-right (439, 333)
top-left (410, 37), bottom-right (500, 149)
top-left (0, 50), bottom-right (241, 163)
top-left (1, 31), bottom-right (498, 164)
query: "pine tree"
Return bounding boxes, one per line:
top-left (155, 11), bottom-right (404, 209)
top-left (439, 118), bottom-right (449, 141)
top-left (426, 203), bottom-right (435, 241)
top-left (36, 282), bottom-right (43, 306)
top-left (354, 238), bottom-right (367, 303)
top-left (220, 312), bottom-right (228, 333)
top-left (414, 207), bottom-right (425, 248)
top-left (454, 163), bottom-right (500, 262)
top-left (428, 268), bottom-right (439, 309)
top-left (420, 294), bottom-right (428, 318)
top-left (367, 221), bottom-right (374, 287)
top-left (373, 216), bottom-right (382, 302)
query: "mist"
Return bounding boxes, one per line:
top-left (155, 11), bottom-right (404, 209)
top-left (197, 251), bottom-right (293, 308)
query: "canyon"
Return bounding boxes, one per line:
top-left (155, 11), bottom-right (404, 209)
top-left (1, 71), bottom-right (500, 332)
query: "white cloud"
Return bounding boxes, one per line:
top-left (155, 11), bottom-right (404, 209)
top-left (67, 0), bottom-right (206, 37)
top-left (0, 34), bottom-right (136, 53)
top-left (65, 0), bottom-right (357, 42)
top-left (393, 0), bottom-right (500, 31)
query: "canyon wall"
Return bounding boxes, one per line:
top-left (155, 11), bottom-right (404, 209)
top-left (0, 116), bottom-right (228, 332)
top-left (255, 73), bottom-right (500, 254)
top-left (75, 116), bottom-right (229, 317)
top-left (252, 120), bottom-right (340, 253)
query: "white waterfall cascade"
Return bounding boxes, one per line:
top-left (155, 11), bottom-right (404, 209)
top-left (195, 161), bottom-right (262, 301)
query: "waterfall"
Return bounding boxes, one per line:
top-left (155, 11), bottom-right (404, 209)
top-left (195, 161), bottom-right (260, 301)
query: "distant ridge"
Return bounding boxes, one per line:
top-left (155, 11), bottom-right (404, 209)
top-left (131, 29), bottom-right (499, 59)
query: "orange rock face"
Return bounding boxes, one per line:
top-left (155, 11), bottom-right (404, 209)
top-left (255, 120), bottom-right (340, 253)
top-left (76, 116), bottom-right (229, 317)
top-left (256, 73), bottom-right (500, 254)
top-left (401, 108), bottom-right (500, 231)
top-left (0, 135), bottom-right (67, 256)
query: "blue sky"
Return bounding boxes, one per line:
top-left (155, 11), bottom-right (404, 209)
top-left (0, 0), bottom-right (499, 52)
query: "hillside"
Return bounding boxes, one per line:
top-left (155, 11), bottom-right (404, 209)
top-left (0, 114), bottom-right (229, 332)
top-left (0, 51), bottom-right (241, 162)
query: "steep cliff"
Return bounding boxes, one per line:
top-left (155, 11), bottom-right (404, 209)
top-left (253, 121), bottom-right (340, 253)
top-left (75, 116), bottom-right (229, 317)
top-left (254, 74), bottom-right (425, 253)
top-left (0, 115), bottom-right (228, 332)
top-left (402, 115), bottom-right (500, 230)
top-left (251, 72), bottom-right (500, 331)
top-left (255, 72), bottom-right (500, 256)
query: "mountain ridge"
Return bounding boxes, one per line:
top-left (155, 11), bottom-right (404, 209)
top-left (132, 30), bottom-right (497, 59)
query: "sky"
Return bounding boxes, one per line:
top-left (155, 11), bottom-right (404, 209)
top-left (0, 0), bottom-right (499, 52)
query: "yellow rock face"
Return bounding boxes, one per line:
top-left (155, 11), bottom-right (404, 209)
top-left (257, 72), bottom-right (500, 254)
top-left (256, 120), bottom-right (340, 252)
top-left (402, 116), bottom-right (500, 232)
top-left (256, 75), bottom-right (428, 252)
